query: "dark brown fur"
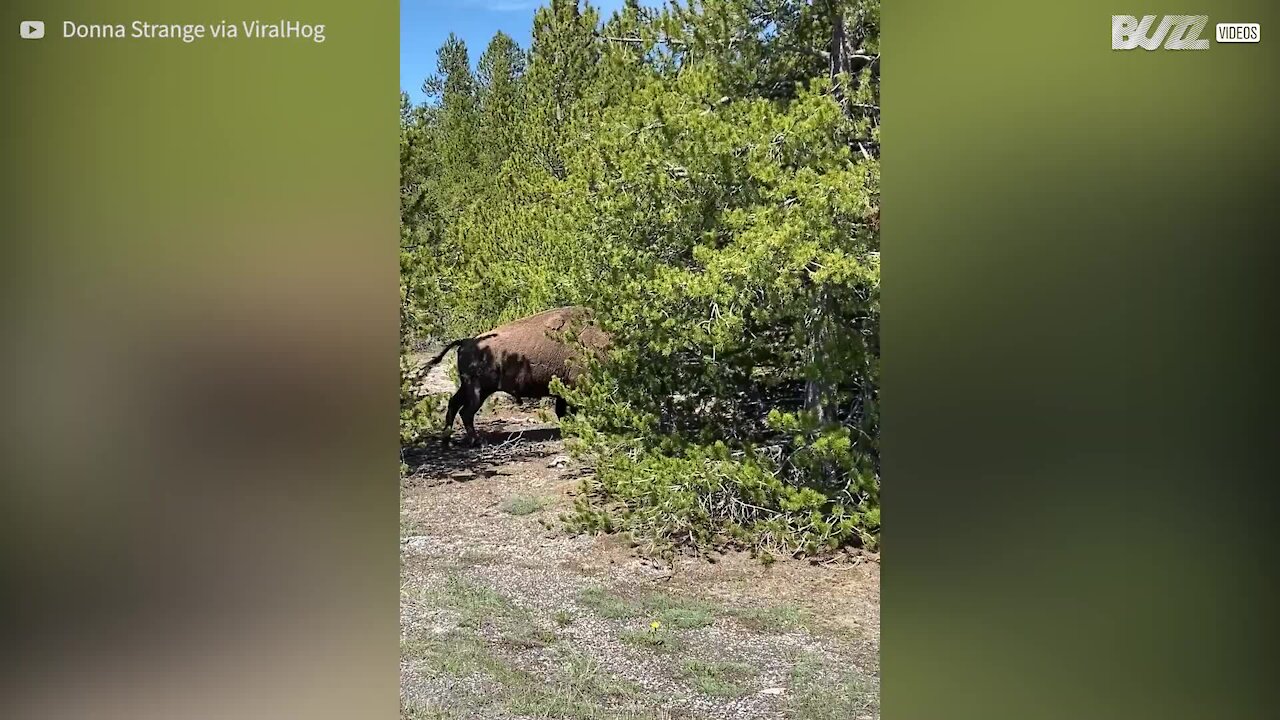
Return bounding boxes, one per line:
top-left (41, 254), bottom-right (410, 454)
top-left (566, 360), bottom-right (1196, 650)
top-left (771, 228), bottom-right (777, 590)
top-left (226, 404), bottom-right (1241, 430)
top-left (424, 306), bottom-right (609, 445)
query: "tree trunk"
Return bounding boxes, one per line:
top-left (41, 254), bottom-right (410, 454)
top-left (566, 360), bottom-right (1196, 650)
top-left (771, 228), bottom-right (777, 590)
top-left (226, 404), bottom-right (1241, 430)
top-left (803, 1), bottom-right (857, 424)
top-left (803, 294), bottom-right (839, 424)
top-left (829, 1), bottom-right (850, 113)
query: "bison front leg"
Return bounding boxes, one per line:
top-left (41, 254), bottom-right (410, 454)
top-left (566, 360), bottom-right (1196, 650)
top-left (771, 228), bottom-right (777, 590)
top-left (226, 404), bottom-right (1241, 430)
top-left (554, 396), bottom-right (569, 420)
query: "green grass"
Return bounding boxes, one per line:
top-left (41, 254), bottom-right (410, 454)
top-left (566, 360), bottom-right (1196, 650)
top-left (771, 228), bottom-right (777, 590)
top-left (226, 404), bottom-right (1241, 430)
top-left (500, 625), bottom-right (558, 649)
top-left (578, 587), bottom-right (716, 629)
top-left (455, 549), bottom-right (495, 567)
top-left (401, 629), bottom-right (520, 683)
top-left (506, 652), bottom-right (647, 719)
top-left (618, 628), bottom-right (684, 653)
top-left (677, 659), bottom-right (757, 698)
top-left (654, 601), bottom-right (716, 630)
top-left (432, 574), bottom-right (525, 630)
top-left (728, 605), bottom-right (808, 633)
top-left (406, 577), bottom-right (865, 719)
top-left (405, 576), bottom-right (669, 719)
top-left (500, 495), bottom-right (551, 516)
top-left (576, 585), bottom-right (816, 636)
top-left (578, 586), bottom-right (635, 619)
top-left (429, 574), bottom-right (567, 652)
top-left (400, 512), bottom-right (421, 538)
top-left (785, 652), bottom-right (877, 720)
top-left (400, 700), bottom-right (460, 719)
top-left (404, 624), bottom-right (657, 720)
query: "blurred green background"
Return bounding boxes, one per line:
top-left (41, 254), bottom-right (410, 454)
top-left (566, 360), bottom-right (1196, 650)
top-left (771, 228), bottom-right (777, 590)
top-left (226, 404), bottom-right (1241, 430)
top-left (2, 2), bottom-right (398, 719)
top-left (886, 1), bottom-right (1276, 719)
top-left (2, 0), bottom-right (1276, 718)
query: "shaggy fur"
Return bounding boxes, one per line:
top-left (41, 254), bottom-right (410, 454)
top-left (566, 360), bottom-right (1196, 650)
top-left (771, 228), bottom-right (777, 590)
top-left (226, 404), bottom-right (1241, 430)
top-left (424, 306), bottom-right (609, 445)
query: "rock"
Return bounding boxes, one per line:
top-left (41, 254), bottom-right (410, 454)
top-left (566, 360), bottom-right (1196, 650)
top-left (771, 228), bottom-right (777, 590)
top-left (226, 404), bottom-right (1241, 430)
top-left (548, 456), bottom-right (570, 468)
top-left (759, 687), bottom-right (786, 696)
top-left (450, 470), bottom-right (476, 481)
top-left (403, 536), bottom-right (431, 551)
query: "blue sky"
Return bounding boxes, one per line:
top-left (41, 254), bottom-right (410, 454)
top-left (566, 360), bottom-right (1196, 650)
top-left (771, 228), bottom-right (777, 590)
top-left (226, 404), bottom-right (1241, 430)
top-left (400, 0), bottom-right (644, 103)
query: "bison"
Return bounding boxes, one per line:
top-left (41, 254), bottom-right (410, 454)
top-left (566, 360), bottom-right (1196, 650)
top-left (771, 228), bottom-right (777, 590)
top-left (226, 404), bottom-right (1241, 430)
top-left (422, 306), bottom-right (610, 445)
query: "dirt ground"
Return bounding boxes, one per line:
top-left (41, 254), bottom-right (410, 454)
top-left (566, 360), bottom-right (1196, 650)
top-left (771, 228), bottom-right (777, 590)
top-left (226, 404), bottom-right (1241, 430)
top-left (400, 357), bottom-right (880, 720)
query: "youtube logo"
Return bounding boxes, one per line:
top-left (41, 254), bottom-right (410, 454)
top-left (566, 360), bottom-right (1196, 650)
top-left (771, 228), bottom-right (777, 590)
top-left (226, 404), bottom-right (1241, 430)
top-left (20, 20), bottom-right (45, 39)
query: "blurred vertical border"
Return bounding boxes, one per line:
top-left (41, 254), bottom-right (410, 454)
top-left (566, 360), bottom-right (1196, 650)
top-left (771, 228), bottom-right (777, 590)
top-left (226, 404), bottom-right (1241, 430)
top-left (1, 2), bottom-right (399, 719)
top-left (885, 2), bottom-right (1278, 718)
top-left (4, 1), bottom-right (1279, 718)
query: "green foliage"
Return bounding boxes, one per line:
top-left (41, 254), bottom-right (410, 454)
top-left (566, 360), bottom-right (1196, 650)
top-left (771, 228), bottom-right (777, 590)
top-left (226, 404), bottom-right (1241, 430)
top-left (400, 352), bottom-right (442, 446)
top-left (402, 0), bottom-right (880, 554)
top-left (477, 32), bottom-right (526, 175)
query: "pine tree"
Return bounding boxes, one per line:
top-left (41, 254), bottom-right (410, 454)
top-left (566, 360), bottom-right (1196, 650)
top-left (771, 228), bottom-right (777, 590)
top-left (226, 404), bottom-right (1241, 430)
top-left (477, 32), bottom-right (526, 177)
top-left (424, 33), bottom-right (482, 218)
top-left (400, 0), bottom-right (881, 554)
top-left (520, 0), bottom-right (602, 180)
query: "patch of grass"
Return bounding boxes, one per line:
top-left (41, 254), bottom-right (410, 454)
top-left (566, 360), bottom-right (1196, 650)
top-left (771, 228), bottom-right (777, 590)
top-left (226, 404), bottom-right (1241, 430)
top-left (455, 549), bottom-right (495, 567)
top-left (500, 624), bottom-right (558, 649)
top-left (578, 586), bottom-right (716, 629)
top-left (785, 652), bottom-right (877, 720)
top-left (400, 699), bottom-right (459, 719)
top-left (432, 574), bottom-right (526, 629)
top-left (579, 586), bottom-right (636, 619)
top-left (400, 513), bottom-right (421, 538)
top-left (506, 652), bottom-right (646, 719)
top-left (728, 605), bottom-right (808, 633)
top-left (618, 627), bottom-right (684, 654)
top-left (577, 586), bottom-right (817, 635)
top-left (402, 630), bottom-right (509, 681)
top-left (561, 653), bottom-right (640, 700)
top-left (431, 574), bottom-right (568, 651)
top-left (554, 610), bottom-right (575, 626)
top-left (677, 659), bottom-right (757, 698)
top-left (405, 623), bottom-right (668, 720)
top-left (506, 691), bottom-right (601, 720)
top-left (500, 495), bottom-right (551, 516)
top-left (654, 601), bottom-right (716, 630)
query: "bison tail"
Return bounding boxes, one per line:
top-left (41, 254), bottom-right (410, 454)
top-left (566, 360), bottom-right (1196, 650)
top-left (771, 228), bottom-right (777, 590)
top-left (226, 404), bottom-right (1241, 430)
top-left (422, 338), bottom-right (467, 370)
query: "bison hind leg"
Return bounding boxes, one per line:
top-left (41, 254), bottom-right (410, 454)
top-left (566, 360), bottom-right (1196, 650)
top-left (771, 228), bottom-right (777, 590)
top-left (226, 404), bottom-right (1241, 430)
top-left (442, 386), bottom-right (466, 446)
top-left (555, 396), bottom-right (570, 419)
top-left (460, 382), bottom-right (490, 446)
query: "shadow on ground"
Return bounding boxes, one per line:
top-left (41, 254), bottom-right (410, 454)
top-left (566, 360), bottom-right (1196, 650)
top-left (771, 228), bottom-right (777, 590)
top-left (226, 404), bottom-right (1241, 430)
top-left (401, 423), bottom-right (564, 484)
